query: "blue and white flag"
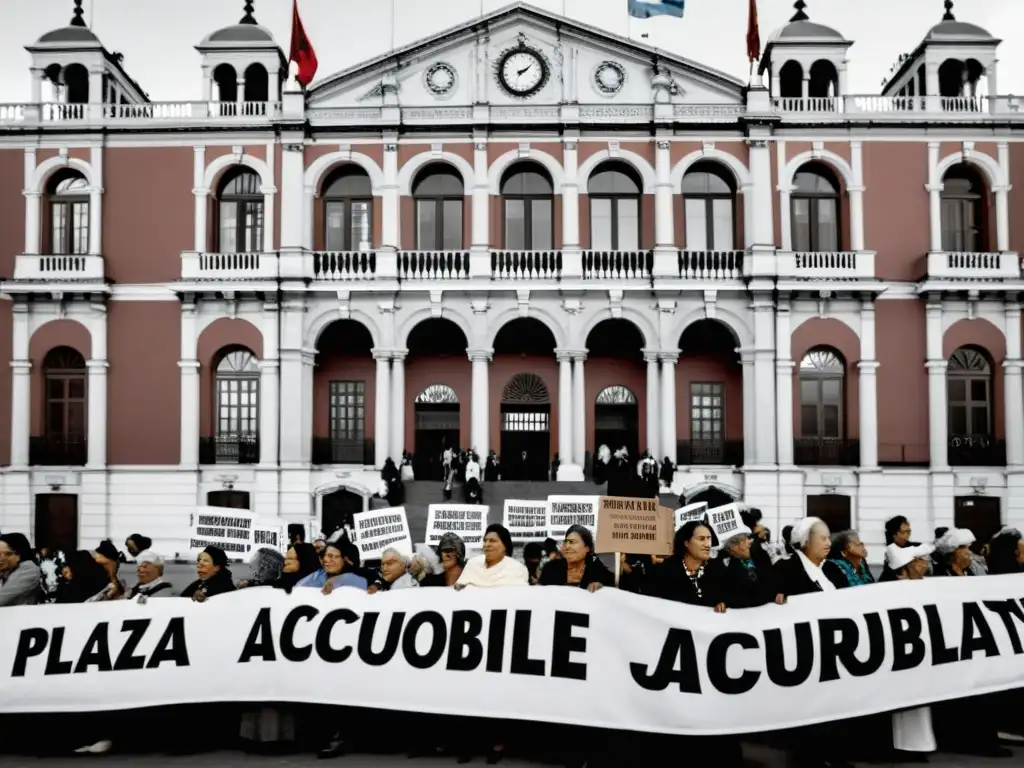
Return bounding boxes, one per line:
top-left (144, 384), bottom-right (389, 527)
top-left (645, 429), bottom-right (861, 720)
top-left (628, 0), bottom-right (685, 19)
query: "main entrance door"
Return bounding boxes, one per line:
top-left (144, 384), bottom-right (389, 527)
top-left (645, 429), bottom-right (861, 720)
top-left (500, 373), bottom-right (551, 481)
top-left (954, 496), bottom-right (1001, 550)
top-left (594, 385), bottom-right (639, 460)
top-left (413, 385), bottom-right (461, 480)
top-left (807, 494), bottom-right (853, 533)
top-left (34, 494), bottom-right (78, 553)
top-left (321, 488), bottom-right (364, 539)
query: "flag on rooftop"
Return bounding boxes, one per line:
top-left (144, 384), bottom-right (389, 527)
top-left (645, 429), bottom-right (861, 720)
top-left (628, 0), bottom-right (686, 20)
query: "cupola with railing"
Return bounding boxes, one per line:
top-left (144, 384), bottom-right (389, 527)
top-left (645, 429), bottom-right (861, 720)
top-left (195, 0), bottom-right (287, 118)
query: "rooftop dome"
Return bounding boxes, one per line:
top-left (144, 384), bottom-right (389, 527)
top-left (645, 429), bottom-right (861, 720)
top-left (925, 20), bottom-right (994, 41)
top-left (199, 1), bottom-right (276, 47)
top-left (35, 1), bottom-right (100, 46)
top-left (771, 20), bottom-right (845, 43)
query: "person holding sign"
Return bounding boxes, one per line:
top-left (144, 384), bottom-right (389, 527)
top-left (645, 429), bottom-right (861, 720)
top-left (539, 524), bottom-right (614, 592)
top-left (648, 521), bottom-right (726, 612)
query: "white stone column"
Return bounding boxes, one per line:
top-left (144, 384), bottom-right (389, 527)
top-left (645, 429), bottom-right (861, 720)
top-left (849, 140), bottom-right (865, 252)
top-left (30, 67), bottom-right (43, 103)
top-left (660, 353), bottom-right (678, 463)
top-left (279, 142), bottom-right (304, 253)
top-left (201, 67), bottom-right (212, 102)
top-left (926, 301), bottom-right (948, 470)
top-left (193, 146), bottom-right (207, 252)
top-left (10, 303), bottom-right (31, 467)
top-left (927, 142), bottom-right (942, 253)
top-left (382, 143), bottom-right (400, 250)
top-left (556, 350), bottom-right (574, 466)
top-left (561, 140), bottom-right (580, 248)
top-left (390, 349), bottom-right (407, 461)
top-left (775, 141), bottom-right (791, 252)
top-left (88, 146), bottom-right (103, 256)
top-left (775, 303), bottom-right (795, 466)
top-left (472, 141), bottom-right (489, 250)
top-left (572, 351), bottom-right (587, 466)
top-left (1004, 300), bottom-right (1023, 467)
top-left (996, 142), bottom-right (1010, 252)
top-left (740, 349), bottom-right (755, 463)
top-left (258, 303), bottom-right (280, 467)
top-left (236, 79), bottom-right (245, 104)
top-left (262, 141), bottom-right (276, 252)
top-left (179, 301), bottom-right (200, 466)
top-left (644, 350), bottom-right (660, 458)
top-left (278, 300), bottom-right (306, 465)
top-left (469, 349), bottom-right (492, 458)
top-left (752, 302), bottom-right (777, 465)
top-left (373, 349), bottom-right (391, 468)
top-left (86, 303), bottom-right (108, 468)
top-left (654, 139), bottom-right (674, 248)
top-left (858, 301), bottom-right (879, 469)
top-left (23, 147), bottom-right (39, 255)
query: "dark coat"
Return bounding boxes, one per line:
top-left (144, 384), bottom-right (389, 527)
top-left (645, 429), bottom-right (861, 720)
top-left (647, 557), bottom-right (724, 607)
top-left (539, 557), bottom-right (615, 589)
top-left (718, 555), bottom-right (777, 608)
top-left (180, 568), bottom-right (236, 599)
top-left (774, 555), bottom-right (825, 597)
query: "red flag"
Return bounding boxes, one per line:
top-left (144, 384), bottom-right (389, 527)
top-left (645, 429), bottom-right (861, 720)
top-left (746, 0), bottom-right (761, 63)
top-left (290, 0), bottom-right (318, 88)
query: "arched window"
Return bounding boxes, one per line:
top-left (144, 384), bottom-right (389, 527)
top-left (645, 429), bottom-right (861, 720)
top-left (48, 171), bottom-right (90, 255)
top-left (501, 164), bottom-right (553, 250)
top-left (791, 163), bottom-right (840, 252)
top-left (588, 162), bottom-right (641, 251)
top-left (323, 166), bottom-right (373, 251)
top-left (213, 63), bottom-right (237, 102)
top-left (681, 162), bottom-right (735, 251)
top-left (43, 347), bottom-right (87, 463)
top-left (214, 349), bottom-right (260, 463)
top-left (799, 348), bottom-right (844, 438)
top-left (940, 164), bottom-right (986, 252)
top-left (413, 165), bottom-right (463, 251)
top-left (218, 169), bottom-right (264, 253)
top-left (947, 347), bottom-right (991, 437)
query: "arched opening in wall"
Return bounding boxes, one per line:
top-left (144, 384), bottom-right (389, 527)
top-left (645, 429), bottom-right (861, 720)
top-left (588, 161), bottom-right (641, 252)
top-left (808, 60), bottom-right (838, 99)
top-left (917, 65), bottom-right (927, 96)
top-left (586, 318), bottom-right (645, 458)
top-left (42, 64), bottom-right (62, 102)
top-left (217, 168), bottom-right (264, 254)
top-left (34, 493), bottom-right (78, 554)
top-left (777, 60), bottom-right (803, 99)
top-left (36, 346), bottom-right (87, 466)
top-left (938, 58), bottom-right (987, 102)
top-left (791, 162), bottom-right (840, 253)
top-left (947, 346), bottom-right (1003, 466)
top-left (413, 386), bottom-right (460, 481)
top-left (594, 387), bottom-right (639, 461)
top-left (953, 496), bottom-right (1002, 553)
top-left (314, 320), bottom-right (374, 465)
top-left (940, 164), bottom-right (988, 252)
top-left (501, 162), bottom-right (554, 250)
top-left (681, 161), bottom-right (736, 251)
top-left (243, 63), bottom-right (269, 103)
top-left (688, 486), bottom-right (735, 510)
top-left (322, 488), bottom-right (364, 539)
top-left (412, 164), bottom-right (464, 251)
top-left (677, 320), bottom-right (741, 466)
top-left (46, 170), bottom-right (90, 256)
top-left (501, 373), bottom-right (551, 481)
top-left (407, 317), bottom-right (468, 479)
top-left (213, 63), bottom-right (237, 102)
top-left (322, 165), bottom-right (373, 252)
top-left (204, 347), bottom-right (260, 465)
top-left (207, 490), bottom-right (250, 509)
top-left (796, 347), bottom-right (855, 465)
top-left (62, 63), bottom-right (89, 104)
top-left (806, 495), bottom-right (852, 534)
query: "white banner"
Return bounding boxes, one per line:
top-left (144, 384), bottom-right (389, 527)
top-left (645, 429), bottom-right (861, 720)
top-left (353, 507), bottom-right (413, 561)
top-left (187, 508), bottom-right (257, 558)
top-left (502, 500), bottom-right (549, 543)
top-left (425, 504), bottom-right (488, 550)
top-left (546, 495), bottom-right (599, 539)
top-left (2, 576), bottom-right (1024, 733)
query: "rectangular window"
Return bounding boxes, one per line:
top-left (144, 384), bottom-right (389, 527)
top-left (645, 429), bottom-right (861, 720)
top-left (530, 199), bottom-right (553, 249)
top-left (616, 198), bottom-right (639, 251)
top-left (350, 201), bottom-right (371, 251)
top-left (51, 202), bottom-right (89, 255)
top-left (325, 200), bottom-right (372, 251)
top-left (689, 382), bottom-right (724, 441)
top-left (330, 381), bottom-right (365, 440)
top-left (684, 199), bottom-right (707, 251)
top-left (712, 198), bottom-right (734, 250)
top-left (219, 201), bottom-right (238, 253)
top-left (941, 199), bottom-right (977, 252)
top-left (505, 199), bottom-right (525, 249)
top-left (442, 199), bottom-right (463, 251)
top-left (243, 200), bottom-right (264, 252)
top-left (216, 378), bottom-right (259, 437)
top-left (45, 375), bottom-right (86, 438)
top-left (416, 200), bottom-right (436, 250)
top-left (792, 198), bottom-right (811, 251)
top-left (684, 199), bottom-right (734, 251)
top-left (590, 198), bottom-right (613, 250)
top-left (815, 198), bottom-right (838, 251)
top-left (948, 376), bottom-right (990, 436)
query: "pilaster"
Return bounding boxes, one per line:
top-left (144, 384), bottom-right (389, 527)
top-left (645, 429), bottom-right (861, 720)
top-left (660, 352), bottom-right (679, 463)
top-left (372, 348), bottom-right (392, 468)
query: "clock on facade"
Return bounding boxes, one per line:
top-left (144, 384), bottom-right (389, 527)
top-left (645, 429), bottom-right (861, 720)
top-left (594, 61), bottom-right (626, 95)
top-left (496, 46), bottom-right (549, 97)
top-left (424, 62), bottom-right (457, 96)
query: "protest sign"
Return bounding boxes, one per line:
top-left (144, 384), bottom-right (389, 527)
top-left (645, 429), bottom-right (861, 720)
top-left (594, 497), bottom-right (672, 555)
top-left (502, 500), bottom-right (549, 543)
top-left (5, 576), bottom-right (1024, 737)
top-left (187, 508), bottom-right (256, 558)
top-left (706, 503), bottom-right (747, 544)
top-left (353, 507), bottom-right (413, 561)
top-left (253, 524), bottom-right (286, 554)
top-left (675, 501), bottom-right (709, 530)
top-left (425, 504), bottom-right (488, 550)
top-left (546, 495), bottom-right (600, 539)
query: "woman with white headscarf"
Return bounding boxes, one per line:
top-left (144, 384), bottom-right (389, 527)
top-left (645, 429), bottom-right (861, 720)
top-left (933, 527), bottom-right (978, 577)
top-left (773, 517), bottom-right (836, 597)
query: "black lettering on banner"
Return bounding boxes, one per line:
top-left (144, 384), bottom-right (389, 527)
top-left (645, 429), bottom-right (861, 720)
top-left (146, 618), bottom-right (189, 668)
top-left (887, 608), bottom-right (925, 672)
top-left (551, 611), bottom-right (588, 681)
top-left (316, 608), bottom-right (358, 664)
top-left (45, 627), bottom-right (73, 675)
top-left (402, 611), bottom-right (447, 670)
top-left (281, 605), bottom-right (320, 663)
top-left (510, 610), bottom-right (545, 677)
top-left (11, 628), bottom-right (48, 677)
top-left (817, 615), bottom-right (885, 682)
top-left (447, 610), bottom-right (484, 671)
top-left (358, 612), bottom-right (405, 666)
top-left (982, 599), bottom-right (1024, 654)
top-left (486, 610), bottom-right (506, 673)
top-left (762, 624), bottom-right (814, 686)
top-left (629, 628), bottom-right (701, 693)
top-left (115, 619), bottom-right (151, 671)
top-left (960, 602), bottom-right (999, 660)
top-left (924, 604), bottom-right (958, 665)
top-left (239, 608), bottom-right (276, 662)
top-left (74, 623), bottom-right (113, 674)
top-left (706, 632), bottom-right (761, 695)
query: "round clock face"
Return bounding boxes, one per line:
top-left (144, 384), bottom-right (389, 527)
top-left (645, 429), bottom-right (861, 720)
top-left (499, 49), bottom-right (547, 96)
top-left (425, 63), bottom-right (456, 96)
top-left (595, 62), bottom-right (625, 94)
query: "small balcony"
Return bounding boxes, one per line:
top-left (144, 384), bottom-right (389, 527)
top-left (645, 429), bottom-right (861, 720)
top-left (199, 435), bottom-right (260, 465)
top-left (30, 435), bottom-right (87, 466)
top-left (582, 250), bottom-right (652, 280)
top-left (948, 434), bottom-right (1006, 467)
top-left (772, 95), bottom-right (1020, 120)
top-left (180, 251), bottom-right (279, 281)
top-left (0, 101), bottom-right (281, 127)
top-left (13, 253), bottom-right (106, 282)
top-left (312, 437), bottom-right (375, 465)
top-left (491, 250), bottom-right (562, 280)
top-left (777, 251), bottom-right (876, 280)
top-left (677, 250), bottom-right (744, 280)
top-left (794, 438), bottom-right (860, 466)
top-left (676, 439), bottom-right (744, 466)
top-left (397, 251), bottom-right (470, 281)
top-left (925, 251), bottom-right (1020, 280)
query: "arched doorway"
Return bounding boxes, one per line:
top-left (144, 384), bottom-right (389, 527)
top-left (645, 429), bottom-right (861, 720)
top-left (501, 373), bottom-right (551, 481)
top-left (594, 386), bottom-right (639, 460)
top-left (688, 486), bottom-right (735, 509)
top-left (414, 385), bottom-right (460, 480)
top-left (321, 488), bottom-right (364, 539)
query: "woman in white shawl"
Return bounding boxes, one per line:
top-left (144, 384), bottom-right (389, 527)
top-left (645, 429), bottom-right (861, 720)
top-left (455, 523), bottom-right (528, 589)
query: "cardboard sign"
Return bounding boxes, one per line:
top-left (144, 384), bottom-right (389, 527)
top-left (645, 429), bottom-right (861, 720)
top-left (503, 500), bottom-right (549, 543)
top-left (425, 504), bottom-right (488, 551)
top-left (253, 524), bottom-right (286, 553)
top-left (707, 503), bottom-right (747, 543)
top-left (353, 507), bottom-right (413, 561)
top-left (546, 495), bottom-right (600, 539)
top-left (595, 496), bottom-right (673, 555)
top-left (675, 501), bottom-right (709, 530)
top-left (188, 508), bottom-right (256, 558)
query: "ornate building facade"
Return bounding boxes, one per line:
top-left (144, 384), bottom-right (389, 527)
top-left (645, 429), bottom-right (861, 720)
top-left (1, 1), bottom-right (1022, 559)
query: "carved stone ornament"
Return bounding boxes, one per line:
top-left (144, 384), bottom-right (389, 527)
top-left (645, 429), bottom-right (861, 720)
top-left (383, 143), bottom-right (398, 152)
top-left (656, 139), bottom-right (670, 150)
top-left (424, 62), bottom-right (457, 97)
top-left (594, 61), bottom-right (627, 95)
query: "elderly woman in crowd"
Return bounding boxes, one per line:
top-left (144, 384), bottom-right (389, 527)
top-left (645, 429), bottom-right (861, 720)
top-left (933, 527), bottom-right (977, 576)
top-left (456, 524), bottom-right (529, 589)
top-left (823, 530), bottom-right (874, 588)
top-left (987, 527), bottom-right (1024, 574)
top-left (125, 551), bottom-right (174, 599)
top-left (0, 533), bottom-right (43, 606)
top-left (273, 542), bottom-right (321, 591)
top-left (299, 538), bottom-right (368, 594)
top-left (370, 547), bottom-right (419, 592)
top-left (238, 547), bottom-right (285, 589)
top-left (879, 543), bottom-right (933, 582)
top-left (775, 517), bottom-right (835, 596)
top-left (420, 532), bottom-right (466, 586)
top-left (181, 545), bottom-right (236, 601)
top-left (717, 523), bottom-right (784, 608)
top-left (649, 520), bottom-right (725, 610)
top-left (539, 524), bottom-right (613, 590)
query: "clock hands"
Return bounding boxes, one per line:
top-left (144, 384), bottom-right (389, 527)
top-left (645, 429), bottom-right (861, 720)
top-left (516, 62), bottom-right (533, 77)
